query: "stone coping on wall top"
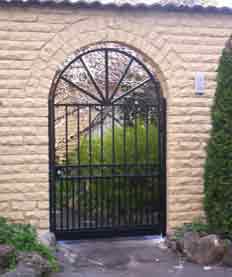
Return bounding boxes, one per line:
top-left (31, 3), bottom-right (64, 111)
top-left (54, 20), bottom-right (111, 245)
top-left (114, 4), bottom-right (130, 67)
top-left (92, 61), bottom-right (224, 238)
top-left (0, 0), bottom-right (232, 15)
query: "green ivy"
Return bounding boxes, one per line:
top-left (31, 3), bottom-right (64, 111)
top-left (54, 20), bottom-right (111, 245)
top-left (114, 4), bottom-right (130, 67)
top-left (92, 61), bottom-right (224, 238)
top-left (0, 217), bottom-right (58, 271)
top-left (204, 43), bottom-right (232, 237)
top-left (173, 219), bottom-right (210, 240)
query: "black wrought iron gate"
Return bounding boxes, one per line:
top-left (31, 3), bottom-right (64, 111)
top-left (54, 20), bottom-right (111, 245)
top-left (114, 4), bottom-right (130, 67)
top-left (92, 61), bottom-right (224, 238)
top-left (49, 46), bottom-right (166, 240)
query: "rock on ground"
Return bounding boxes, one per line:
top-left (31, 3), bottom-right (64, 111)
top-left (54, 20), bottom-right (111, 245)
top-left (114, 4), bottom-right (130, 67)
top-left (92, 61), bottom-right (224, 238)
top-left (17, 251), bottom-right (52, 275)
top-left (0, 244), bottom-right (15, 270)
top-left (2, 251), bottom-right (53, 277)
top-left (180, 233), bottom-right (225, 265)
top-left (38, 232), bottom-right (56, 250)
top-left (222, 243), bottom-right (232, 267)
top-left (2, 264), bottom-right (39, 277)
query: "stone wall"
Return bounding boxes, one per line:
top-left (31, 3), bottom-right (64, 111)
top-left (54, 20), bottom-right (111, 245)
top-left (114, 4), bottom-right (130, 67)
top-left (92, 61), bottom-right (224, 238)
top-left (0, 4), bottom-right (231, 232)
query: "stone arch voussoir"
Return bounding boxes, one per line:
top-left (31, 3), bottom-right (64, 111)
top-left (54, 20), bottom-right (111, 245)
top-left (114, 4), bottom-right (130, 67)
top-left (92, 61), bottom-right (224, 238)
top-left (27, 17), bottom-right (186, 101)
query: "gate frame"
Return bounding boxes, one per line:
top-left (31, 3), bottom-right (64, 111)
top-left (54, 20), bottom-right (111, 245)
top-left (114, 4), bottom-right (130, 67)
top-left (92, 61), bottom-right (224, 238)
top-left (48, 46), bottom-right (167, 240)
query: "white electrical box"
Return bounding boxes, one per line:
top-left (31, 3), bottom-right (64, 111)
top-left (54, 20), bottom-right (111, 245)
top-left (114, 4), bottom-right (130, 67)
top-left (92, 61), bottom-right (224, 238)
top-left (195, 72), bottom-right (205, 95)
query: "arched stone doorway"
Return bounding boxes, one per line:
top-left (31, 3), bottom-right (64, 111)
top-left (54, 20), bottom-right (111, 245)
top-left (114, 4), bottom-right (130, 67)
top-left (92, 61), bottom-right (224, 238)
top-left (49, 42), bottom-right (166, 240)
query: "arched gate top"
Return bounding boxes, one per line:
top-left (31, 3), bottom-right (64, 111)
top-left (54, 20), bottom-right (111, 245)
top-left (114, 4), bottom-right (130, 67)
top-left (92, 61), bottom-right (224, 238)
top-left (49, 47), bottom-right (163, 105)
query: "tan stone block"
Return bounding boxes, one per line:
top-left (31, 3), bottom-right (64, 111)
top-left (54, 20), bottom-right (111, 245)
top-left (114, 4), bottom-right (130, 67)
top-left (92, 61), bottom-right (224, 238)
top-left (169, 133), bottom-right (209, 143)
top-left (39, 210), bottom-right (49, 219)
top-left (0, 164), bottom-right (48, 174)
top-left (0, 182), bottom-right (48, 193)
top-left (0, 109), bottom-right (48, 118)
top-left (169, 195), bottom-right (204, 205)
top-left (1, 98), bottom-right (47, 108)
top-left (168, 167), bottom-right (204, 178)
top-left (170, 202), bottom-right (203, 213)
top-left (39, 219), bottom-right (49, 230)
top-left (0, 79), bottom-right (28, 89)
top-left (0, 30), bottom-right (51, 42)
top-left (168, 177), bottom-right (203, 187)
top-left (0, 154), bottom-right (48, 165)
top-left (6, 212), bottom-right (25, 221)
top-left (12, 201), bottom-right (37, 211)
top-left (169, 185), bottom-right (204, 195)
top-left (169, 124), bottom-right (211, 133)
top-left (168, 159), bottom-right (205, 168)
top-left (169, 211), bottom-right (205, 222)
top-left (170, 97), bottom-right (213, 108)
top-left (23, 192), bottom-right (49, 201)
top-left (0, 50), bottom-right (37, 61)
top-left (0, 41), bottom-right (45, 51)
top-left (28, 219), bottom-right (39, 227)
top-left (168, 150), bottom-right (207, 160)
top-left (0, 136), bottom-right (23, 145)
top-left (23, 136), bottom-right (48, 145)
top-left (169, 116), bottom-right (210, 125)
top-left (38, 201), bottom-right (49, 210)
top-left (0, 145), bottom-right (48, 155)
top-left (0, 193), bottom-right (23, 201)
top-left (168, 141), bottom-right (205, 151)
top-left (0, 174), bottom-right (48, 184)
top-left (0, 202), bottom-right (9, 211)
top-left (0, 126), bottom-right (48, 138)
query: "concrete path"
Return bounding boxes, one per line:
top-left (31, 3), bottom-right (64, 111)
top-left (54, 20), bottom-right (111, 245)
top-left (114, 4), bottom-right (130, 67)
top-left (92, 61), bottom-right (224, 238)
top-left (53, 237), bottom-right (232, 277)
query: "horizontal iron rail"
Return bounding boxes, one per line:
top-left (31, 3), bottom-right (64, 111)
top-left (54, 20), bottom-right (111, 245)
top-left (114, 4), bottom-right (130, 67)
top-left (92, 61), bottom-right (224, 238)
top-left (54, 225), bottom-right (162, 240)
top-left (54, 103), bottom-right (159, 108)
top-left (55, 224), bottom-right (160, 232)
top-left (57, 173), bottom-right (159, 180)
top-left (55, 163), bottom-right (159, 168)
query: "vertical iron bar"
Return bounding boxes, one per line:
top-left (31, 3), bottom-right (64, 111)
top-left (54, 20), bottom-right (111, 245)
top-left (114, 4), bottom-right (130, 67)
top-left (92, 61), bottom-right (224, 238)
top-left (105, 50), bottom-right (109, 101)
top-left (118, 175), bottom-right (120, 226)
top-left (134, 105), bottom-right (138, 225)
top-left (77, 107), bottom-right (81, 229)
top-left (100, 105), bottom-right (104, 228)
top-left (123, 110), bottom-right (127, 226)
top-left (84, 108), bottom-right (87, 229)
top-left (71, 179), bottom-right (75, 230)
top-left (95, 105), bottom-right (99, 229)
top-left (65, 105), bottom-right (69, 230)
top-left (129, 176), bottom-right (132, 225)
top-left (151, 107), bottom-right (157, 226)
top-left (112, 105), bottom-right (115, 227)
top-left (89, 106), bottom-right (92, 228)
top-left (160, 98), bottom-right (167, 235)
top-left (157, 100), bottom-right (162, 230)
top-left (48, 97), bottom-right (56, 232)
top-left (84, 179), bottom-right (87, 229)
top-left (145, 106), bottom-right (149, 225)
top-left (95, 177), bottom-right (98, 229)
top-left (140, 173), bottom-right (143, 225)
top-left (60, 177), bottom-right (63, 230)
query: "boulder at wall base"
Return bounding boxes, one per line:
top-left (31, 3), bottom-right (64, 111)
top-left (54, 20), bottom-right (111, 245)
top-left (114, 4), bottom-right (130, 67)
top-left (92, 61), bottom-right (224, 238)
top-left (2, 264), bottom-right (39, 277)
top-left (179, 231), bottom-right (200, 255)
top-left (183, 234), bottom-right (225, 265)
top-left (16, 252), bottom-right (52, 276)
top-left (222, 243), bottom-right (232, 267)
top-left (38, 231), bottom-right (56, 250)
top-left (0, 244), bottom-right (15, 269)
